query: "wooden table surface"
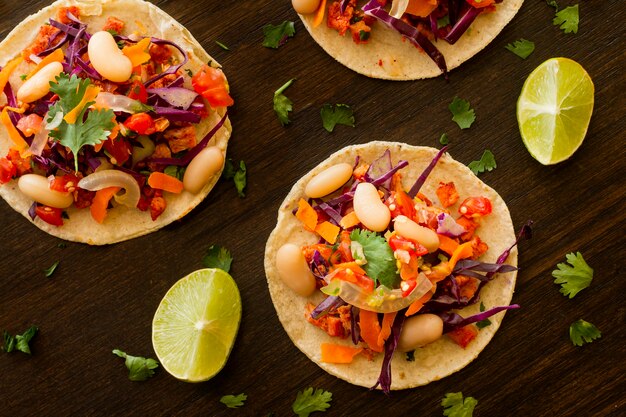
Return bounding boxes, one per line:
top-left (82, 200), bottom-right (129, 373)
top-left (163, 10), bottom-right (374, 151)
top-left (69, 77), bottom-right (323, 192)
top-left (1, 1), bottom-right (624, 416)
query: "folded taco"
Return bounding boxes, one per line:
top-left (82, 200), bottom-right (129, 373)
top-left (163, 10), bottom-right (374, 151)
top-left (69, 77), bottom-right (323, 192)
top-left (0, 0), bottom-right (233, 244)
top-left (265, 142), bottom-right (529, 391)
top-left (295, 0), bottom-right (524, 79)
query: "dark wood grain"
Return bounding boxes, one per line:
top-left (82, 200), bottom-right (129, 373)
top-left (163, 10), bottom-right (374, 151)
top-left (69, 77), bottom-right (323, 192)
top-left (1, 1), bottom-right (624, 416)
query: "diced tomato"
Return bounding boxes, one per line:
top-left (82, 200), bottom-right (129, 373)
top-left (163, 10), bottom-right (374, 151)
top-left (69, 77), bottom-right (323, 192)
top-left (447, 324), bottom-right (479, 348)
top-left (400, 255), bottom-right (419, 281)
top-left (436, 181), bottom-right (459, 208)
top-left (126, 80), bottom-right (148, 103)
top-left (332, 268), bottom-right (375, 292)
top-left (327, 0), bottom-right (353, 36)
top-left (466, 0), bottom-right (495, 8)
top-left (50, 173), bottom-right (80, 193)
top-left (389, 235), bottom-right (428, 257)
top-left (16, 114), bottom-right (43, 137)
top-left (6, 149), bottom-right (32, 176)
top-left (35, 205), bottom-right (64, 226)
top-left (149, 191), bottom-right (166, 220)
top-left (459, 196), bottom-right (492, 218)
top-left (103, 136), bottom-right (132, 166)
top-left (102, 16), bottom-right (125, 33)
top-left (335, 231), bottom-right (354, 263)
top-left (388, 190), bottom-right (417, 220)
top-left (0, 157), bottom-right (16, 184)
top-left (401, 279), bottom-right (417, 297)
top-left (123, 113), bottom-right (155, 136)
top-left (191, 65), bottom-right (234, 108)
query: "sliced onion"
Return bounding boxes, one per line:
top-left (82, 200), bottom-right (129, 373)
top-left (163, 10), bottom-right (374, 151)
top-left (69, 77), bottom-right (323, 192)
top-left (389, 0), bottom-right (410, 18)
top-left (147, 87), bottom-right (198, 110)
top-left (336, 273), bottom-right (432, 313)
top-left (78, 169), bottom-right (141, 208)
top-left (436, 212), bottom-right (466, 238)
top-left (94, 92), bottom-right (152, 114)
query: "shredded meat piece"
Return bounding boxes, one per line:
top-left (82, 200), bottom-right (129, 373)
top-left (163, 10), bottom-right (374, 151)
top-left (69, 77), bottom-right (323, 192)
top-left (22, 25), bottom-right (60, 62)
top-left (147, 143), bottom-right (171, 172)
top-left (436, 182), bottom-right (459, 208)
top-left (456, 216), bottom-right (478, 241)
top-left (102, 17), bottom-right (125, 33)
top-left (57, 6), bottom-right (80, 24)
top-left (305, 303), bottom-right (352, 339)
top-left (149, 44), bottom-right (173, 64)
top-left (469, 235), bottom-right (489, 259)
top-left (74, 189), bottom-right (95, 209)
top-left (150, 190), bottom-right (166, 220)
top-left (164, 125), bottom-right (197, 154)
top-left (327, 1), bottom-right (354, 36)
top-left (148, 73), bottom-right (178, 89)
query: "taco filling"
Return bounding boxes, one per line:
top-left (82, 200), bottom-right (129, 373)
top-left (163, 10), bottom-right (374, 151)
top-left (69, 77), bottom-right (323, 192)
top-left (270, 145), bottom-right (530, 393)
top-left (0, 5), bottom-right (233, 228)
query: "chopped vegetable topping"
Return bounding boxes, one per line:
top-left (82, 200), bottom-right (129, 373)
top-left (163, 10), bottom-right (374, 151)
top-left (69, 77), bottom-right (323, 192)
top-left (320, 104), bottom-right (355, 132)
top-left (292, 387), bottom-right (333, 417)
top-left (220, 393), bottom-right (247, 408)
top-left (2, 326), bottom-right (38, 354)
top-left (476, 302), bottom-right (492, 329)
top-left (552, 252), bottom-right (593, 298)
top-left (112, 349), bottom-right (159, 381)
top-left (203, 245), bottom-right (233, 272)
top-left (449, 96), bottom-right (476, 129)
top-left (43, 260), bottom-right (60, 277)
top-left (553, 5), bottom-right (579, 34)
top-left (320, 343), bottom-right (363, 363)
top-left (442, 392), bottom-right (478, 417)
top-left (273, 79), bottom-right (295, 126)
top-left (350, 229), bottom-right (399, 288)
top-left (262, 21), bottom-right (296, 49)
top-left (569, 319), bottom-right (601, 346)
top-left (505, 39), bottom-right (535, 59)
top-left (467, 150), bottom-right (497, 175)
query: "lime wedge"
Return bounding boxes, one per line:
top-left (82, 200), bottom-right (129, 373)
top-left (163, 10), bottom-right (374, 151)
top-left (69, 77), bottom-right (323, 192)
top-left (517, 58), bottom-right (594, 165)
top-left (152, 268), bottom-right (241, 382)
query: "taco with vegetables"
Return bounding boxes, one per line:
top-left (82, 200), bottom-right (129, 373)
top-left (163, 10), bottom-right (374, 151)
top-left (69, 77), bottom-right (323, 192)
top-left (0, 0), bottom-right (233, 244)
top-left (265, 142), bottom-right (530, 391)
top-left (294, 0), bottom-right (524, 79)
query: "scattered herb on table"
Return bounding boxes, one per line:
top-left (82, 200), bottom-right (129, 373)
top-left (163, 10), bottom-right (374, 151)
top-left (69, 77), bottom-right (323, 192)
top-left (215, 40), bottom-right (229, 50)
top-left (505, 39), bottom-right (535, 59)
top-left (203, 245), bottom-right (233, 272)
top-left (476, 302), bottom-right (492, 329)
top-left (43, 260), bottom-right (59, 278)
top-left (448, 97), bottom-right (476, 129)
top-left (553, 5), bottom-right (579, 34)
top-left (320, 104), bottom-right (355, 132)
top-left (468, 150), bottom-right (497, 175)
top-left (552, 252), bottom-right (593, 298)
top-left (546, 0), bottom-right (559, 10)
top-left (262, 21), bottom-right (295, 49)
top-left (569, 319), bottom-right (601, 346)
top-left (273, 79), bottom-right (295, 126)
top-left (112, 349), bottom-right (159, 381)
top-left (57, 242), bottom-right (67, 249)
top-left (442, 392), bottom-right (478, 417)
top-left (3, 326), bottom-right (38, 354)
top-left (222, 159), bottom-right (247, 198)
top-left (220, 393), bottom-right (247, 408)
top-left (292, 387), bottom-right (332, 417)
top-left (439, 133), bottom-right (449, 145)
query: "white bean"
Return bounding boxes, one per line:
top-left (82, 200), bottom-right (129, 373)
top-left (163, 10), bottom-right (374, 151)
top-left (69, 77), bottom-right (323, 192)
top-left (393, 215), bottom-right (440, 253)
top-left (275, 243), bottom-right (316, 297)
top-left (88, 31), bottom-right (132, 83)
top-left (18, 174), bottom-right (74, 209)
top-left (183, 146), bottom-right (224, 194)
top-left (353, 182), bottom-right (390, 232)
top-left (292, 0), bottom-right (321, 14)
top-left (397, 314), bottom-right (444, 352)
top-left (305, 163), bottom-right (353, 198)
top-left (16, 62), bottom-right (63, 104)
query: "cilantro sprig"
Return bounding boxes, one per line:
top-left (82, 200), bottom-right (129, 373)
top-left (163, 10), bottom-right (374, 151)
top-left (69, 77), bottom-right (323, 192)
top-left (3, 326), bottom-right (38, 354)
top-left (442, 392), bottom-right (478, 417)
top-left (505, 39), bottom-right (535, 59)
top-left (203, 245), bottom-right (233, 272)
top-left (292, 387), bottom-right (332, 417)
top-left (222, 158), bottom-right (247, 198)
top-left (112, 349), bottom-right (159, 381)
top-left (449, 97), bottom-right (476, 129)
top-left (262, 21), bottom-right (296, 49)
top-left (273, 79), bottom-right (295, 126)
top-left (569, 319), bottom-right (601, 346)
top-left (350, 229), bottom-right (399, 288)
top-left (552, 252), bottom-right (593, 298)
top-left (553, 5), bottom-right (579, 34)
top-left (468, 150), bottom-right (497, 175)
top-left (320, 104), bottom-right (355, 132)
top-left (220, 393), bottom-right (247, 408)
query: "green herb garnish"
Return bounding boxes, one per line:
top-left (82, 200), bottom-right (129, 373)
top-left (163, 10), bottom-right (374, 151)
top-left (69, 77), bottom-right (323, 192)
top-left (220, 393), bottom-right (247, 408)
top-left (292, 387), bottom-right (332, 417)
top-left (552, 252), bottom-right (593, 298)
top-left (112, 349), bottom-right (159, 381)
top-left (203, 245), bottom-right (233, 272)
top-left (273, 79), bottom-right (295, 126)
top-left (505, 39), bottom-right (535, 59)
top-left (262, 21), bottom-right (295, 49)
top-left (449, 96), bottom-right (476, 129)
top-left (320, 104), bottom-right (355, 132)
top-left (468, 150), bottom-right (497, 175)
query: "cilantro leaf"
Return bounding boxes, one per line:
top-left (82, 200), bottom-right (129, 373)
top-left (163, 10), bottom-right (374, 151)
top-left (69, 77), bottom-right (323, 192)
top-left (43, 260), bottom-right (59, 278)
top-left (292, 387), bottom-right (332, 417)
top-left (215, 40), bottom-right (229, 50)
top-left (15, 326), bottom-right (38, 354)
top-left (505, 39), bottom-right (535, 59)
top-left (553, 5), bottom-right (579, 34)
top-left (163, 165), bottom-right (185, 181)
top-left (273, 79), bottom-right (295, 126)
top-left (546, 0), bottom-right (559, 10)
top-left (552, 252), bottom-right (593, 298)
top-left (476, 302), bottom-right (492, 329)
top-left (220, 393), bottom-right (247, 408)
top-left (439, 133), bottom-right (449, 145)
top-left (569, 319), bottom-right (601, 346)
top-left (203, 245), bottom-right (233, 272)
top-left (48, 73), bottom-right (89, 120)
top-left (442, 392), bottom-right (478, 417)
top-left (112, 349), bottom-right (159, 381)
top-left (448, 96), bottom-right (476, 129)
top-left (437, 15), bottom-right (450, 29)
top-left (262, 21), bottom-right (295, 49)
top-left (350, 229), bottom-right (399, 288)
top-left (467, 150), bottom-right (497, 175)
top-left (320, 104), bottom-right (355, 132)
top-left (3, 331), bottom-right (16, 353)
top-left (222, 158), bottom-right (236, 180)
top-left (234, 160), bottom-right (247, 198)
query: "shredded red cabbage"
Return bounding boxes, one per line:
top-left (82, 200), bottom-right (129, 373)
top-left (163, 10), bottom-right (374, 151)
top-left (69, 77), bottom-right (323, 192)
top-left (28, 202), bottom-right (37, 220)
top-left (350, 306), bottom-right (361, 345)
top-left (3, 81), bottom-right (22, 126)
top-left (340, 0), bottom-right (351, 14)
top-left (453, 259), bottom-right (518, 281)
top-left (371, 311), bottom-right (405, 395)
top-left (314, 201), bottom-right (343, 226)
top-left (309, 250), bottom-right (329, 281)
top-left (152, 106), bottom-right (201, 123)
top-left (310, 296), bottom-right (347, 319)
top-left (439, 304), bottom-right (520, 333)
top-left (443, 5), bottom-right (482, 45)
top-left (147, 87), bottom-right (198, 110)
top-left (365, 149), bottom-right (392, 189)
top-left (408, 146), bottom-right (448, 198)
top-left (144, 38), bottom-right (189, 87)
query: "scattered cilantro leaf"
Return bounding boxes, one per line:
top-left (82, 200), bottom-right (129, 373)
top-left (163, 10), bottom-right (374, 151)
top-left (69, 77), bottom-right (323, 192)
top-left (43, 261), bottom-right (59, 278)
top-left (505, 39), bottom-right (535, 59)
top-left (468, 150), bottom-right (497, 175)
top-left (220, 393), bottom-right (247, 408)
top-left (13, 326), bottom-right (38, 354)
top-left (222, 158), bottom-right (236, 180)
top-left (546, 0), bottom-right (558, 10)
top-left (320, 104), bottom-right (355, 132)
top-left (185, 68), bottom-right (193, 77)
top-left (442, 392), bottom-right (478, 417)
top-left (112, 349), bottom-right (159, 381)
top-left (437, 15), bottom-right (450, 29)
top-left (552, 252), bottom-right (593, 298)
top-left (476, 302), bottom-right (492, 329)
top-left (273, 79), bottom-right (295, 126)
top-left (439, 133), bottom-right (449, 145)
top-left (57, 242), bottom-right (67, 249)
top-left (569, 319), bottom-right (601, 346)
top-left (203, 245), bottom-right (233, 272)
top-left (20, 74), bottom-right (27, 81)
top-left (292, 387), bottom-right (332, 417)
top-left (215, 40), bottom-right (230, 51)
top-left (164, 165), bottom-right (185, 181)
top-left (448, 96), bottom-right (476, 129)
top-left (406, 350), bottom-right (415, 361)
top-left (553, 5), bottom-right (579, 34)
top-left (234, 160), bottom-right (247, 198)
top-left (350, 229), bottom-right (399, 288)
top-left (3, 331), bottom-right (16, 353)
top-left (262, 21), bottom-right (296, 49)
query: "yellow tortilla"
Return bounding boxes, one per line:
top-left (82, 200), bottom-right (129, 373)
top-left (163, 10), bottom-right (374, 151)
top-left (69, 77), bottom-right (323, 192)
top-left (300, 0), bottom-right (524, 80)
top-left (0, 0), bottom-right (232, 245)
top-left (265, 142), bottom-right (517, 389)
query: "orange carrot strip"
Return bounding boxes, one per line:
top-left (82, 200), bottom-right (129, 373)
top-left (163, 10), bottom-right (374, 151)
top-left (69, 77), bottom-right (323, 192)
top-left (448, 241), bottom-right (474, 270)
top-left (339, 210), bottom-right (360, 229)
top-left (359, 310), bottom-right (383, 352)
top-left (405, 0), bottom-right (438, 18)
top-left (296, 198), bottom-right (318, 231)
top-left (312, 0), bottom-right (327, 27)
top-left (405, 289), bottom-right (434, 317)
top-left (90, 186), bottom-right (120, 224)
top-left (1, 109), bottom-right (29, 154)
top-left (447, 324), bottom-right (479, 348)
top-left (315, 221), bottom-right (340, 244)
top-left (320, 343), bottom-right (363, 364)
top-left (64, 85), bottom-right (100, 124)
top-left (0, 56), bottom-right (22, 93)
top-left (437, 233), bottom-right (459, 256)
top-left (148, 171), bottom-right (184, 194)
top-left (27, 48), bottom-right (64, 79)
top-left (122, 38), bottom-right (151, 67)
top-left (377, 312), bottom-right (397, 348)
top-left (330, 261), bottom-right (366, 276)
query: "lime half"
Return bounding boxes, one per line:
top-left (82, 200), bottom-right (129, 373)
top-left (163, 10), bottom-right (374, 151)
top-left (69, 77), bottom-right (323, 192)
top-left (152, 268), bottom-right (241, 382)
top-left (517, 58), bottom-right (594, 165)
